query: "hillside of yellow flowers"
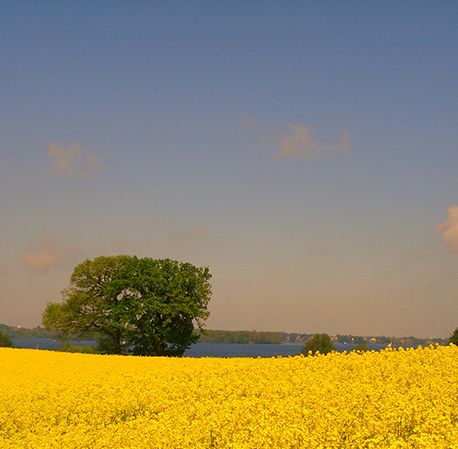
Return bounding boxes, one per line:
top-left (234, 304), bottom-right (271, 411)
top-left (1, 345), bottom-right (457, 448)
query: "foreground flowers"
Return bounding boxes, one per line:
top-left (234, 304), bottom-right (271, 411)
top-left (1, 345), bottom-right (457, 448)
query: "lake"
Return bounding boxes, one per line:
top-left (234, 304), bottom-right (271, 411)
top-left (11, 338), bottom-right (390, 357)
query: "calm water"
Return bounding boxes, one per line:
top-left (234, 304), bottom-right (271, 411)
top-left (11, 338), bottom-right (390, 357)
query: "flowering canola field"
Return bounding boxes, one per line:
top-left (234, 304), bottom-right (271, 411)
top-left (1, 346), bottom-right (457, 449)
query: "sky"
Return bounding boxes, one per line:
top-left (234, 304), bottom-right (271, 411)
top-left (1, 1), bottom-right (458, 338)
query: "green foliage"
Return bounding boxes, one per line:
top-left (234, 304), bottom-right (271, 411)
top-left (353, 342), bottom-right (369, 352)
top-left (449, 328), bottom-right (458, 345)
top-left (60, 342), bottom-right (97, 353)
top-left (302, 333), bottom-right (335, 356)
top-left (0, 330), bottom-right (13, 347)
top-left (42, 255), bottom-right (212, 356)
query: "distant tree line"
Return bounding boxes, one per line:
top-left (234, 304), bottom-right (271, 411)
top-left (0, 322), bottom-right (451, 347)
top-left (198, 330), bottom-right (289, 344)
top-left (0, 323), bottom-right (95, 341)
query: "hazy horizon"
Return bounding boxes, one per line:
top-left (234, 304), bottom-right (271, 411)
top-left (1, 2), bottom-right (458, 339)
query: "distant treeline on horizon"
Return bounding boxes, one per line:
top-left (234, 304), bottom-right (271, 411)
top-left (0, 323), bottom-right (447, 347)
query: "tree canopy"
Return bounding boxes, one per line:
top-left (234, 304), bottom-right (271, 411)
top-left (449, 328), bottom-right (458, 346)
top-left (42, 256), bottom-right (212, 356)
top-left (301, 333), bottom-right (335, 356)
top-left (0, 330), bottom-right (13, 348)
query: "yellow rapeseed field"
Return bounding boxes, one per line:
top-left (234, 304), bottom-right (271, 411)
top-left (1, 345), bottom-right (457, 449)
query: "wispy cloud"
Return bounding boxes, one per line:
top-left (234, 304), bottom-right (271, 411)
top-left (236, 117), bottom-right (350, 159)
top-left (21, 235), bottom-right (80, 270)
top-left (434, 206), bottom-right (458, 252)
top-left (235, 116), bottom-right (257, 132)
top-left (339, 128), bottom-right (350, 153)
top-left (168, 226), bottom-right (210, 248)
top-left (109, 239), bottom-right (131, 254)
top-left (191, 226), bottom-right (209, 239)
top-left (48, 142), bottom-right (103, 177)
top-left (278, 125), bottom-right (315, 157)
top-left (0, 264), bottom-right (8, 283)
top-left (277, 125), bottom-right (351, 158)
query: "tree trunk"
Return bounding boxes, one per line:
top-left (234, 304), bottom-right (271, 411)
top-left (112, 329), bottom-right (122, 354)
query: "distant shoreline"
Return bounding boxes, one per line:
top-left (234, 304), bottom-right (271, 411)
top-left (1, 323), bottom-right (448, 347)
top-left (10, 338), bottom-right (438, 358)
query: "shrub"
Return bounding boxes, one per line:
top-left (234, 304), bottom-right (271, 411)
top-left (0, 331), bottom-right (12, 348)
top-left (302, 333), bottom-right (335, 356)
top-left (353, 342), bottom-right (369, 352)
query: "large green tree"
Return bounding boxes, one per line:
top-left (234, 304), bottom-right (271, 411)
top-left (42, 256), bottom-right (212, 356)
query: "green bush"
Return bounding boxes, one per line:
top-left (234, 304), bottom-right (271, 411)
top-left (353, 342), bottom-right (369, 352)
top-left (0, 331), bottom-right (13, 347)
top-left (302, 333), bottom-right (335, 356)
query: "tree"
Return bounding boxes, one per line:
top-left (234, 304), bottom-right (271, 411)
top-left (301, 333), bottom-right (335, 356)
top-left (449, 328), bottom-right (458, 345)
top-left (42, 256), bottom-right (212, 356)
top-left (0, 330), bottom-right (13, 348)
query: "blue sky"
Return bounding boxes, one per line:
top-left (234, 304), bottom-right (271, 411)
top-left (1, 2), bottom-right (458, 337)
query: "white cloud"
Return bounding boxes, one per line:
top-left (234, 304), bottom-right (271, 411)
top-left (434, 206), bottom-right (458, 252)
top-left (47, 142), bottom-right (103, 177)
top-left (21, 235), bottom-right (79, 270)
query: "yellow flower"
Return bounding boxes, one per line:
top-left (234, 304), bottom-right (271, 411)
top-left (0, 345), bottom-right (457, 448)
